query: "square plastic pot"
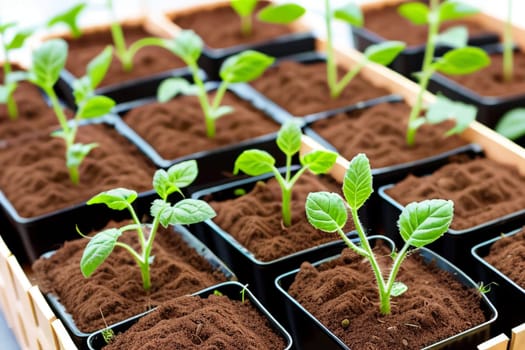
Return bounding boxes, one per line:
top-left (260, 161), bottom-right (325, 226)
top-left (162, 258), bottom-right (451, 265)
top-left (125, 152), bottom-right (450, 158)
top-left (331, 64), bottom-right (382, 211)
top-left (86, 281), bottom-right (292, 350)
top-left (162, 0), bottom-right (316, 81)
top-left (190, 171), bottom-right (360, 320)
top-left (275, 235), bottom-right (498, 350)
top-left (0, 116), bottom-right (157, 262)
top-left (427, 44), bottom-right (525, 129)
top-left (351, 1), bottom-right (499, 78)
top-left (43, 225), bottom-right (236, 350)
top-left (471, 228), bottom-right (525, 336)
top-left (378, 182), bottom-right (525, 277)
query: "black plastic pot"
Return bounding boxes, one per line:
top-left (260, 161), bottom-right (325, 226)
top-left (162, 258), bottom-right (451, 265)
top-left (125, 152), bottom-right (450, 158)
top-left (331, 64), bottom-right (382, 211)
top-left (43, 225), bottom-right (236, 350)
top-left (86, 281), bottom-right (292, 350)
top-left (249, 51), bottom-right (400, 122)
top-left (0, 116), bottom-right (158, 262)
top-left (427, 44), bottom-right (525, 129)
top-left (275, 235), bottom-right (497, 350)
top-left (190, 171), bottom-right (359, 321)
top-left (378, 181), bottom-right (525, 277)
top-left (351, 2), bottom-right (499, 78)
top-left (471, 228), bottom-right (525, 336)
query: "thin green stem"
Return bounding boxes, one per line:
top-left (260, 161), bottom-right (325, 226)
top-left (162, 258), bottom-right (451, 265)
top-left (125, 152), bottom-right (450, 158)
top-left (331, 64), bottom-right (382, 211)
top-left (127, 203), bottom-right (146, 250)
top-left (110, 21), bottom-right (130, 71)
top-left (127, 37), bottom-right (166, 64)
top-left (45, 86), bottom-right (70, 134)
top-left (383, 244), bottom-right (410, 313)
top-left (211, 81), bottom-right (229, 111)
top-left (189, 63), bottom-right (215, 138)
top-left (349, 207), bottom-right (387, 311)
top-left (285, 154), bottom-right (292, 183)
top-left (240, 15), bottom-right (252, 37)
top-left (503, 0), bottom-right (513, 82)
top-left (281, 185), bottom-right (292, 227)
top-left (2, 44), bottom-right (18, 119)
top-left (331, 59), bottom-right (366, 98)
top-left (7, 92), bottom-right (18, 119)
top-left (336, 227), bottom-right (369, 258)
top-left (406, 0), bottom-right (440, 146)
top-left (140, 215), bottom-right (162, 292)
top-left (324, 0), bottom-right (337, 96)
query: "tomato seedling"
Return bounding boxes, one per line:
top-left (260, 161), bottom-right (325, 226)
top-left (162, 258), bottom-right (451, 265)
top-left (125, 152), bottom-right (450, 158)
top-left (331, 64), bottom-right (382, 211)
top-left (80, 160), bottom-right (216, 292)
top-left (305, 153), bottom-right (453, 315)
top-left (234, 120), bottom-right (337, 227)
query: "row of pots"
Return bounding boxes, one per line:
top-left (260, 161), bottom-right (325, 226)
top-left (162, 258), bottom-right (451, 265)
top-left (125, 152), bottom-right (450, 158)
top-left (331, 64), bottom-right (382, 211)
top-left (1, 0), bottom-right (524, 349)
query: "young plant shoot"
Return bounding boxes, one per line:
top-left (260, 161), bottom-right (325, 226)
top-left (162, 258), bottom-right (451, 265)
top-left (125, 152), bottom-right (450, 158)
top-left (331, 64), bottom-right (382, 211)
top-left (28, 39), bottom-right (115, 184)
top-left (0, 22), bottom-right (33, 119)
top-left (324, 1), bottom-right (406, 98)
top-left (503, 0), bottom-right (513, 82)
top-left (47, 2), bottom-right (87, 39)
top-left (231, 0), bottom-right (305, 37)
top-left (158, 30), bottom-right (274, 138)
top-left (79, 160), bottom-right (216, 292)
top-left (305, 153), bottom-right (454, 315)
top-left (398, 0), bottom-right (491, 146)
top-left (234, 121), bottom-right (337, 227)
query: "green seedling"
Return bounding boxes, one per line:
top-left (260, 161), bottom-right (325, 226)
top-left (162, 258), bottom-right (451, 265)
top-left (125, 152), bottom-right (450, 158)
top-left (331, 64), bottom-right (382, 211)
top-left (105, 0), bottom-right (165, 72)
top-left (477, 281), bottom-right (498, 294)
top-left (79, 160), bottom-right (216, 292)
top-left (158, 30), bottom-right (274, 138)
top-left (305, 153), bottom-right (453, 315)
top-left (99, 308), bottom-right (115, 344)
top-left (231, 0), bottom-right (305, 37)
top-left (0, 22), bottom-right (33, 119)
top-left (503, 0), bottom-right (513, 82)
top-left (47, 2), bottom-right (87, 39)
top-left (398, 0), bottom-right (491, 146)
top-left (234, 121), bottom-right (337, 227)
top-left (28, 39), bottom-right (115, 184)
top-left (323, 1), bottom-right (406, 98)
top-left (240, 283), bottom-right (249, 304)
top-left (495, 108), bottom-right (525, 141)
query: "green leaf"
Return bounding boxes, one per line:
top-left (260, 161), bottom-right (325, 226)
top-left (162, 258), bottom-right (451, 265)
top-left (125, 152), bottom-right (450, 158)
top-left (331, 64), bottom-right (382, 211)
top-left (72, 76), bottom-right (91, 105)
top-left (0, 23), bottom-right (16, 34)
top-left (410, 117), bottom-right (426, 131)
top-left (364, 41), bottom-right (406, 66)
top-left (87, 46), bottom-right (113, 89)
top-left (391, 281), bottom-right (408, 297)
top-left (435, 47), bottom-right (490, 75)
top-left (436, 26), bottom-right (468, 48)
top-left (398, 199), bottom-right (454, 248)
top-left (150, 199), bottom-right (172, 227)
top-left (234, 149), bottom-right (275, 176)
top-left (209, 105), bottom-right (234, 120)
top-left (157, 78), bottom-right (198, 103)
top-left (305, 192), bottom-right (347, 233)
top-left (438, 1), bottom-right (478, 22)
top-left (165, 30), bottom-right (203, 65)
top-left (167, 199), bottom-right (216, 225)
top-left (167, 160), bottom-right (198, 189)
top-left (258, 3), bottom-right (305, 24)
top-left (343, 153), bottom-right (373, 210)
top-left (153, 170), bottom-right (177, 199)
top-left (231, 0), bottom-right (257, 17)
top-left (333, 3), bottom-right (363, 27)
top-left (425, 94), bottom-right (476, 135)
top-left (87, 188), bottom-right (138, 210)
top-left (301, 150), bottom-right (337, 175)
top-left (30, 39), bottom-right (68, 89)
top-left (220, 50), bottom-right (275, 83)
top-left (397, 2), bottom-right (429, 25)
top-left (276, 121), bottom-right (302, 157)
top-left (66, 142), bottom-right (98, 169)
top-left (76, 95), bottom-right (115, 119)
top-left (496, 108), bottom-right (525, 140)
top-left (6, 28), bottom-right (34, 50)
top-left (80, 228), bottom-right (121, 277)
top-left (47, 3), bottom-right (87, 39)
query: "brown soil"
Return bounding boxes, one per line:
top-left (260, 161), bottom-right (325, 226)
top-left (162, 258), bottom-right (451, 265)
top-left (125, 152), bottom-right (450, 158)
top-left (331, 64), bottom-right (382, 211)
top-left (288, 243), bottom-right (487, 349)
top-left (32, 224), bottom-right (229, 333)
top-left (485, 226), bottom-right (525, 289)
top-left (385, 158), bottom-right (525, 230)
top-left (172, 1), bottom-right (294, 50)
top-left (0, 124), bottom-right (156, 217)
top-left (363, 1), bottom-right (495, 47)
top-left (0, 66), bottom-right (58, 140)
top-left (209, 172), bottom-right (353, 262)
top-left (310, 102), bottom-right (468, 168)
top-left (103, 294), bottom-right (286, 350)
top-left (251, 61), bottom-right (391, 117)
top-left (64, 24), bottom-right (185, 87)
top-left (123, 91), bottom-right (280, 160)
top-left (442, 51), bottom-right (525, 98)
